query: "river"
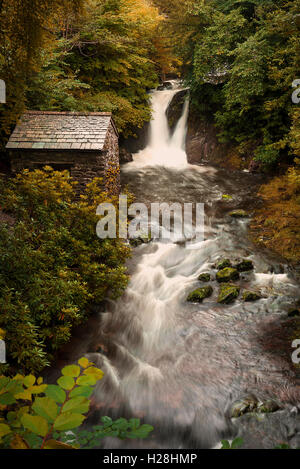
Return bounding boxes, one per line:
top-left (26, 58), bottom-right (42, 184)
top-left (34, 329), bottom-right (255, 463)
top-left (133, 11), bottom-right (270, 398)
top-left (46, 82), bottom-right (300, 449)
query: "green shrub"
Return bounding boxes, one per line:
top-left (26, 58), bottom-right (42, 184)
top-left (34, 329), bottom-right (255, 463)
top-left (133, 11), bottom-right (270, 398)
top-left (0, 168), bottom-right (131, 374)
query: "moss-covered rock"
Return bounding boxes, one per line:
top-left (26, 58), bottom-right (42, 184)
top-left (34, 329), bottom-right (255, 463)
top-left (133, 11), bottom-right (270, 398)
top-left (231, 396), bottom-right (280, 418)
top-left (129, 238), bottom-right (144, 247)
top-left (235, 259), bottom-right (254, 272)
top-left (257, 400), bottom-right (280, 414)
top-left (198, 273), bottom-right (211, 282)
top-left (229, 210), bottom-right (249, 218)
top-left (216, 267), bottom-right (239, 283)
top-left (231, 395), bottom-right (258, 418)
top-left (187, 286), bottom-right (213, 303)
top-left (129, 235), bottom-right (152, 247)
top-left (216, 258), bottom-right (232, 270)
top-left (218, 283), bottom-right (240, 304)
top-left (242, 291), bottom-right (261, 302)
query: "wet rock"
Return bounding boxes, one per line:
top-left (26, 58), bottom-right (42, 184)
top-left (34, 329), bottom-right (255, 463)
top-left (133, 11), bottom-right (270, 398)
top-left (270, 264), bottom-right (285, 274)
top-left (186, 112), bottom-right (233, 165)
top-left (198, 273), bottom-right (211, 282)
top-left (119, 121), bottom-right (150, 154)
top-left (218, 283), bottom-right (240, 304)
top-left (248, 159), bottom-right (262, 173)
top-left (129, 236), bottom-right (152, 247)
top-left (235, 259), bottom-right (254, 272)
top-left (231, 396), bottom-right (280, 419)
top-left (242, 291), bottom-right (261, 302)
top-left (257, 400), bottom-right (280, 414)
top-left (229, 210), bottom-right (249, 218)
top-left (119, 147), bottom-right (133, 164)
top-left (231, 395), bottom-right (259, 418)
top-left (187, 286), bottom-right (213, 303)
top-left (288, 308), bottom-right (300, 318)
top-left (165, 89), bottom-right (189, 134)
top-left (157, 81), bottom-right (173, 91)
top-left (129, 238), bottom-right (144, 247)
top-left (216, 267), bottom-right (240, 283)
top-left (216, 258), bottom-right (232, 270)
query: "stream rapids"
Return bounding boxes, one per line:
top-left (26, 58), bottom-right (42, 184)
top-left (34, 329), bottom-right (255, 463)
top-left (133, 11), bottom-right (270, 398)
top-left (46, 82), bottom-right (300, 449)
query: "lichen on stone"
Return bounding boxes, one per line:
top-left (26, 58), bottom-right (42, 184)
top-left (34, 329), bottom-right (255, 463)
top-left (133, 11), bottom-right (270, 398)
top-left (218, 283), bottom-right (240, 304)
top-left (198, 273), bottom-right (211, 282)
top-left (235, 259), bottom-right (254, 272)
top-left (187, 286), bottom-right (213, 303)
top-left (216, 267), bottom-right (239, 283)
top-left (242, 290), bottom-right (261, 302)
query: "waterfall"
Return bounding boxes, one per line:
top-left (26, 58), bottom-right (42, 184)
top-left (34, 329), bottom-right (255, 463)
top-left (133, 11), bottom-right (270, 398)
top-left (46, 81), bottom-right (300, 450)
top-left (125, 84), bottom-right (189, 168)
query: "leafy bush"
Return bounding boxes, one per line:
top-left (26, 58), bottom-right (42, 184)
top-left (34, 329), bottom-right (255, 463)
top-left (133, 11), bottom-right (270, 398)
top-left (171, 0), bottom-right (300, 167)
top-left (250, 164), bottom-right (300, 262)
top-left (0, 168), bottom-right (131, 374)
top-left (0, 357), bottom-right (153, 449)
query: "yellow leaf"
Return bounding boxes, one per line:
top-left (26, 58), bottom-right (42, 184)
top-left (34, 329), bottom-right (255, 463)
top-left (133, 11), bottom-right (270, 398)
top-left (24, 375), bottom-right (36, 388)
top-left (10, 434), bottom-right (29, 449)
top-left (44, 439), bottom-right (77, 450)
top-left (83, 367), bottom-right (104, 381)
top-left (78, 357), bottom-right (89, 368)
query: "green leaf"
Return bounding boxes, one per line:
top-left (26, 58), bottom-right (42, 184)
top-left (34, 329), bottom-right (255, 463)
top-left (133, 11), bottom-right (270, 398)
top-left (128, 424), bottom-right (154, 439)
top-left (0, 377), bottom-right (10, 392)
top-left (57, 376), bottom-right (75, 391)
top-left (62, 396), bottom-right (90, 415)
top-left (62, 365), bottom-right (80, 378)
top-left (45, 385), bottom-right (66, 404)
top-left (129, 418), bottom-right (140, 429)
top-left (231, 437), bottom-right (244, 449)
top-left (21, 414), bottom-right (49, 437)
top-left (0, 423), bottom-right (11, 438)
top-left (53, 411), bottom-right (86, 431)
top-left (0, 393), bottom-right (16, 405)
top-left (69, 385), bottom-right (93, 399)
top-left (221, 440), bottom-right (231, 449)
top-left (76, 375), bottom-right (97, 386)
top-left (32, 397), bottom-right (59, 423)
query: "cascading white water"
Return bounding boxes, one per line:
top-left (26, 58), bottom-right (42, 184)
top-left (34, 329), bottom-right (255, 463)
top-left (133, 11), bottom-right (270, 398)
top-left (48, 83), bottom-right (300, 449)
top-left (125, 85), bottom-right (189, 168)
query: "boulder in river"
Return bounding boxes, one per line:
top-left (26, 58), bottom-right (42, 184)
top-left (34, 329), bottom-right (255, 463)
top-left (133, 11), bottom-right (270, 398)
top-left (129, 235), bottom-right (152, 247)
top-left (231, 396), bottom-right (280, 418)
top-left (198, 273), bottom-right (211, 282)
top-left (216, 267), bottom-right (240, 283)
top-left (119, 147), bottom-right (133, 164)
top-left (165, 89), bottom-right (189, 134)
top-left (218, 283), bottom-right (240, 304)
top-left (235, 259), bottom-right (254, 272)
top-left (229, 210), bottom-right (249, 218)
top-left (216, 258), bottom-right (232, 270)
top-left (242, 290), bottom-right (261, 302)
top-left (256, 400), bottom-right (280, 414)
top-left (231, 395), bottom-right (259, 418)
top-left (187, 286), bottom-right (213, 303)
top-left (157, 81), bottom-right (173, 91)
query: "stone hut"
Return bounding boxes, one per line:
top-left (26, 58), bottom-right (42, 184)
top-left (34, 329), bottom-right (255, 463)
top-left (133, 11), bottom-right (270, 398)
top-left (6, 111), bottom-right (120, 193)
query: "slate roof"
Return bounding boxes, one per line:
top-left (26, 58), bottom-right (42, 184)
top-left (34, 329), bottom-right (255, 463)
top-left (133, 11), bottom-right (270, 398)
top-left (6, 111), bottom-right (118, 151)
